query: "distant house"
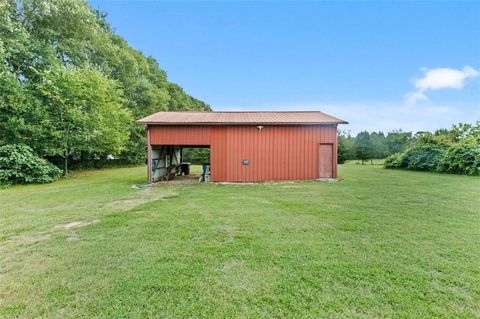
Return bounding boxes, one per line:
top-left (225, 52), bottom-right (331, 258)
top-left (137, 111), bottom-right (347, 183)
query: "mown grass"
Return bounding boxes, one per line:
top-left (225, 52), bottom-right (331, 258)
top-left (0, 164), bottom-right (479, 318)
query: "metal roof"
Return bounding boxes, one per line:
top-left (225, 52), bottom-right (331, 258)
top-left (137, 111), bottom-right (348, 125)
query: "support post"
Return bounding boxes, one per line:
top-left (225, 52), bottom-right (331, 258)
top-left (147, 126), bottom-right (152, 184)
top-left (334, 125), bottom-right (338, 179)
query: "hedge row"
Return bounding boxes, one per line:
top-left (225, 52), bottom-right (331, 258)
top-left (384, 136), bottom-right (480, 176)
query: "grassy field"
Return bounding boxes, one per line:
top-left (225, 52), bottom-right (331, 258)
top-left (1, 164), bottom-right (479, 318)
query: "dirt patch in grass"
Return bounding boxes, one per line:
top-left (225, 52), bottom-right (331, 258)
top-left (157, 175), bottom-right (201, 185)
top-left (1, 220), bottom-right (101, 261)
top-left (54, 220), bottom-right (100, 230)
top-left (280, 185), bottom-right (303, 189)
top-left (2, 184), bottom-right (177, 261)
top-left (105, 187), bottom-right (177, 211)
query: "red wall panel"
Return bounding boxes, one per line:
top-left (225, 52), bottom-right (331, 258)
top-left (149, 126), bottom-right (211, 145)
top-left (210, 125), bottom-right (337, 182)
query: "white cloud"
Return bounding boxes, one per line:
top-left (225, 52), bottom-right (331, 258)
top-left (404, 91), bottom-right (429, 106)
top-left (405, 65), bottom-right (479, 105)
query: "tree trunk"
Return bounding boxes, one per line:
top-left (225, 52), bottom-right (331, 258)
top-left (64, 153), bottom-right (68, 176)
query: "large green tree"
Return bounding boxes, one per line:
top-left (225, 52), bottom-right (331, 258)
top-left (370, 132), bottom-right (388, 159)
top-left (34, 68), bottom-right (131, 174)
top-left (337, 130), bottom-right (356, 164)
top-left (355, 131), bottom-right (373, 164)
top-left (386, 130), bottom-right (412, 154)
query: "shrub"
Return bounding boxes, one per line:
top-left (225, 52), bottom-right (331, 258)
top-left (384, 131), bottom-right (480, 176)
top-left (403, 144), bottom-right (447, 171)
top-left (384, 152), bottom-right (405, 168)
top-left (384, 134), bottom-right (448, 171)
top-left (437, 138), bottom-right (480, 175)
top-left (0, 144), bottom-right (62, 184)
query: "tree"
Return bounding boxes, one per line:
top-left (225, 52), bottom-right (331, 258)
top-left (337, 130), bottom-right (356, 163)
top-left (370, 131), bottom-right (388, 159)
top-left (355, 131), bottom-right (373, 164)
top-left (34, 68), bottom-right (132, 175)
top-left (0, 0), bottom-right (56, 151)
top-left (337, 132), bottom-right (348, 164)
top-left (386, 130), bottom-right (412, 155)
top-left (182, 148), bottom-right (210, 164)
top-left (441, 122), bottom-right (480, 143)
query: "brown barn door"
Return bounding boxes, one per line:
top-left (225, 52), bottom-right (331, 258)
top-left (318, 144), bottom-right (333, 178)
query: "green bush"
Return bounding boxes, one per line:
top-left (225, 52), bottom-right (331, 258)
top-left (384, 131), bottom-right (480, 176)
top-left (384, 135), bottom-right (447, 170)
top-left (384, 152), bottom-right (407, 168)
top-left (0, 144), bottom-right (62, 184)
top-left (437, 138), bottom-right (480, 175)
top-left (404, 145), bottom-right (447, 171)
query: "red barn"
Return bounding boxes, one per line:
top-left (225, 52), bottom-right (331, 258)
top-left (137, 111), bottom-right (347, 183)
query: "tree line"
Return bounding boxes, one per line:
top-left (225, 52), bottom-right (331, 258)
top-left (0, 0), bottom-right (209, 181)
top-left (338, 130), bottom-right (412, 164)
top-left (339, 122), bottom-right (480, 176)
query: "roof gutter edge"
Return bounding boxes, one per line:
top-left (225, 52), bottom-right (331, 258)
top-left (136, 121), bottom-right (348, 125)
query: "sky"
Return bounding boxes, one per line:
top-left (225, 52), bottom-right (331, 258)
top-left (89, 1), bottom-right (480, 134)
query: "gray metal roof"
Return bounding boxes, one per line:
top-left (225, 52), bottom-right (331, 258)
top-left (137, 111), bottom-right (348, 125)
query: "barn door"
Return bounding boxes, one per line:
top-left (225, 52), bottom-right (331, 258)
top-left (318, 144), bottom-right (333, 178)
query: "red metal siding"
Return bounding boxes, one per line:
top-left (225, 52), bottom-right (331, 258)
top-left (147, 124), bottom-right (338, 182)
top-left (210, 125), bottom-right (336, 182)
top-left (149, 126), bottom-right (211, 145)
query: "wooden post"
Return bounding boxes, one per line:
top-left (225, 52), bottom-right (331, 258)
top-left (334, 125), bottom-right (338, 179)
top-left (147, 126), bottom-right (152, 184)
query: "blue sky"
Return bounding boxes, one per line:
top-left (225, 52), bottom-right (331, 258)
top-left (90, 1), bottom-right (480, 133)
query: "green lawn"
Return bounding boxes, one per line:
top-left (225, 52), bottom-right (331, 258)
top-left (1, 164), bottom-right (479, 318)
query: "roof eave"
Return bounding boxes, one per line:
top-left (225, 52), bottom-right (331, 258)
top-left (137, 121), bottom-right (348, 125)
